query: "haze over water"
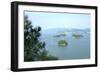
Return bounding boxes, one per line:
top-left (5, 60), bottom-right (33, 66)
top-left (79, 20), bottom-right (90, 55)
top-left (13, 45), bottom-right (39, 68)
top-left (25, 11), bottom-right (90, 60)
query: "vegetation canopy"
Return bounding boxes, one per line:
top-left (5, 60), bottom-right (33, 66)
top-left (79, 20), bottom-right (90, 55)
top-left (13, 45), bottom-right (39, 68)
top-left (24, 15), bottom-right (58, 62)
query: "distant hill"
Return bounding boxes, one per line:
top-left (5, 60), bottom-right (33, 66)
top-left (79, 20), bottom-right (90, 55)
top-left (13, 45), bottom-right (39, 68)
top-left (41, 28), bottom-right (90, 35)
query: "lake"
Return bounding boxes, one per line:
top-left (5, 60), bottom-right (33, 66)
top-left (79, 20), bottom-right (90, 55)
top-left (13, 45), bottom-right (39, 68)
top-left (40, 29), bottom-right (90, 60)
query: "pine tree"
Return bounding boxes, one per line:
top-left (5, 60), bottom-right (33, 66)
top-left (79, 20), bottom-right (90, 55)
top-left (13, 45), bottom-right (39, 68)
top-left (24, 15), bottom-right (58, 61)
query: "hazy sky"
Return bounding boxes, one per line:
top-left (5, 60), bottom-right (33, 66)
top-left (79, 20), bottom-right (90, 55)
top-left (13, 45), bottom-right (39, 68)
top-left (24, 11), bottom-right (90, 30)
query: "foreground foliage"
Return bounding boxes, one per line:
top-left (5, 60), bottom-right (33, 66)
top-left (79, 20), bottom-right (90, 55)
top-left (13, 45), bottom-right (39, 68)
top-left (24, 16), bottom-right (58, 61)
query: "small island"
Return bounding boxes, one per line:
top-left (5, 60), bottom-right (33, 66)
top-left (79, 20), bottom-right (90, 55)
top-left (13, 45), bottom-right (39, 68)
top-left (54, 32), bottom-right (67, 37)
top-left (72, 33), bottom-right (83, 39)
top-left (58, 40), bottom-right (68, 47)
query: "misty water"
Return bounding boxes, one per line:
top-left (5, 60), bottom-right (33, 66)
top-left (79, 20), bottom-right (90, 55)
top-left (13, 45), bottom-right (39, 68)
top-left (40, 29), bottom-right (90, 60)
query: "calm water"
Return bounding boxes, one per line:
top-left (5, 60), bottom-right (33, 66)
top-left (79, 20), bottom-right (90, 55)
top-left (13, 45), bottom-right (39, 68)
top-left (40, 29), bottom-right (90, 60)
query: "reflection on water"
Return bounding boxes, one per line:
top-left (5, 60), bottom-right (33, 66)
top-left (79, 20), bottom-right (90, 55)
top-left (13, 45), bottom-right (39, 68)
top-left (40, 30), bottom-right (90, 60)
